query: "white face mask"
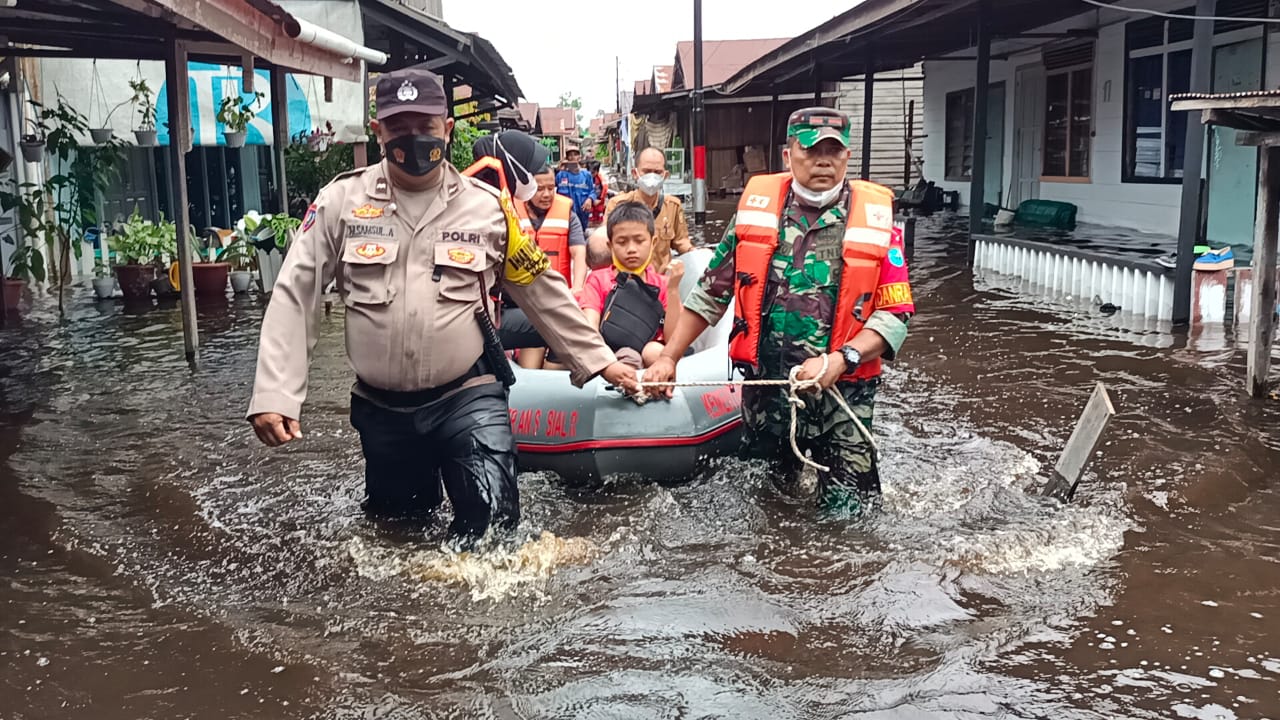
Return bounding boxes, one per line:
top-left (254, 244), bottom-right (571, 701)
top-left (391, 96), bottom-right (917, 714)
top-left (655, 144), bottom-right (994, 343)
top-left (496, 137), bottom-right (539, 202)
top-left (791, 180), bottom-right (842, 208)
top-left (636, 172), bottom-right (665, 194)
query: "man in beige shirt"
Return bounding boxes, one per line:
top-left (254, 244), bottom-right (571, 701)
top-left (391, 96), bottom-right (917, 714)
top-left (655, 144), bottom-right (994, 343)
top-left (588, 147), bottom-right (692, 272)
top-left (247, 68), bottom-right (637, 545)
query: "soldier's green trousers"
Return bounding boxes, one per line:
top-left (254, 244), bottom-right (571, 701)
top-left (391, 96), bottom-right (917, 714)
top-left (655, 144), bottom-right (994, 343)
top-left (739, 378), bottom-right (880, 510)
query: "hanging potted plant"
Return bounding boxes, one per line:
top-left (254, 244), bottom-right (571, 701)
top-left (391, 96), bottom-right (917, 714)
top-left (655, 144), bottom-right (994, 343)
top-left (4, 245), bottom-right (45, 314)
top-left (88, 60), bottom-right (118, 145)
top-left (91, 259), bottom-right (116, 300)
top-left (238, 211), bottom-right (298, 292)
top-left (19, 132), bottom-right (45, 163)
top-left (130, 79), bottom-right (158, 147)
top-left (217, 91), bottom-right (263, 148)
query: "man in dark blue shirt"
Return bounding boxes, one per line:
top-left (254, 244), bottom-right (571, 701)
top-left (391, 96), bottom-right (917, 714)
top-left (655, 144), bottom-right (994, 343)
top-left (556, 147), bottom-right (597, 231)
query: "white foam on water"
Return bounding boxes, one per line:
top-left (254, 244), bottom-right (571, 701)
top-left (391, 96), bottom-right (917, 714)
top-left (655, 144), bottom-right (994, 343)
top-left (1172, 703), bottom-right (1236, 720)
top-left (346, 531), bottom-right (599, 603)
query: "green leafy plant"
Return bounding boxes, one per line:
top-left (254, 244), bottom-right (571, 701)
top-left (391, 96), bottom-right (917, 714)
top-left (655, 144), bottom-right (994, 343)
top-left (112, 207), bottom-right (176, 265)
top-left (217, 91), bottom-right (264, 133)
top-left (284, 140), bottom-right (356, 217)
top-left (129, 79), bottom-right (156, 131)
top-left (92, 258), bottom-right (111, 279)
top-left (452, 119), bottom-right (486, 170)
top-left (236, 210), bottom-right (299, 252)
top-left (216, 233), bottom-right (256, 270)
top-left (7, 244), bottom-right (46, 283)
top-left (0, 96), bottom-right (123, 314)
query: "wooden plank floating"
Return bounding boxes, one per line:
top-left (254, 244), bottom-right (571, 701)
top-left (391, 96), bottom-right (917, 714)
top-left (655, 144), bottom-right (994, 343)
top-left (1041, 382), bottom-right (1116, 502)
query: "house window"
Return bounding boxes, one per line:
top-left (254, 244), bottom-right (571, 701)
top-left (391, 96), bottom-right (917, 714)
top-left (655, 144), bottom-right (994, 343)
top-left (1043, 66), bottom-right (1093, 178)
top-left (944, 88), bottom-right (974, 181)
top-left (1123, 1), bottom-right (1266, 181)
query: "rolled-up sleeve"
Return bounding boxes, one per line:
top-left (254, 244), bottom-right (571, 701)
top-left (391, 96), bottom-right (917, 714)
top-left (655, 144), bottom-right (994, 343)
top-left (682, 219), bottom-right (739, 326)
top-left (862, 311), bottom-right (909, 361)
top-left (246, 192), bottom-right (339, 419)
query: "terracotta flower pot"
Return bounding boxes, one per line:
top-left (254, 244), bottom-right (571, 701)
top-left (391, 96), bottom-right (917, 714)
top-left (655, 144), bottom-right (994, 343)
top-left (192, 262), bottom-right (230, 297)
top-left (113, 264), bottom-right (156, 302)
top-left (2, 279), bottom-right (24, 311)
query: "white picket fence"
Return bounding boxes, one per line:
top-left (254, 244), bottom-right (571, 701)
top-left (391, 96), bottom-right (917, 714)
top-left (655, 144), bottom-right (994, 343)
top-left (973, 235), bottom-right (1175, 322)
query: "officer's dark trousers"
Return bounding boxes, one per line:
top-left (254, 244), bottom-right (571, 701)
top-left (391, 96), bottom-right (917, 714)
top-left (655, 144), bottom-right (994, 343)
top-left (498, 307), bottom-right (546, 349)
top-left (349, 381), bottom-right (518, 540)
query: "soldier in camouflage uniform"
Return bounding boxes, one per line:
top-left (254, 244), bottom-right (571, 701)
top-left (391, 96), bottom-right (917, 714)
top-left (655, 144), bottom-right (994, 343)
top-left (645, 107), bottom-right (914, 512)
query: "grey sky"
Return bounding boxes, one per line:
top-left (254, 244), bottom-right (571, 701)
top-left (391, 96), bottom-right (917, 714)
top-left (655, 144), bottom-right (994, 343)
top-left (444, 1), bottom-right (860, 124)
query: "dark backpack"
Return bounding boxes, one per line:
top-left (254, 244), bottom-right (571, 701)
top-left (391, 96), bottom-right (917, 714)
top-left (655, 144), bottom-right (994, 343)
top-left (600, 272), bottom-right (664, 352)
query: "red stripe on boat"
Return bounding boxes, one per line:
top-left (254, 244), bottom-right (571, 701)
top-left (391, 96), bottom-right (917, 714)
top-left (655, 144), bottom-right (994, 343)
top-left (517, 418), bottom-right (741, 454)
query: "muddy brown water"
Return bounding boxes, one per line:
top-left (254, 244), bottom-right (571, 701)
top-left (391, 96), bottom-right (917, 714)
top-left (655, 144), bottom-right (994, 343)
top-left (2, 211), bottom-right (1279, 719)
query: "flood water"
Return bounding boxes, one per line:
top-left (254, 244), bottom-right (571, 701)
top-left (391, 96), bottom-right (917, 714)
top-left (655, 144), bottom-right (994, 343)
top-left (3, 211), bottom-right (1280, 719)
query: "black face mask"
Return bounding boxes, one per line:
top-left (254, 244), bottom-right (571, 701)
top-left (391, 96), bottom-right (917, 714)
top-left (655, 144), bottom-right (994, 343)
top-left (385, 134), bottom-right (448, 176)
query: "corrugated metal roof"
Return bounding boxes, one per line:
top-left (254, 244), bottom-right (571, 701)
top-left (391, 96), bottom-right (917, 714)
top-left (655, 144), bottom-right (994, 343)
top-left (673, 38), bottom-right (789, 89)
top-left (539, 107), bottom-right (578, 135)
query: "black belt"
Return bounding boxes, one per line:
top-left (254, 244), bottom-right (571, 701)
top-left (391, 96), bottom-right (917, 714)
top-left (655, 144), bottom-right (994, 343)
top-left (357, 359), bottom-right (492, 408)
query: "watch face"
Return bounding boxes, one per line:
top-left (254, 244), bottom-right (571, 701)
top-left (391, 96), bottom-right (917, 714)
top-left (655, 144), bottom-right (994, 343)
top-left (843, 348), bottom-right (861, 367)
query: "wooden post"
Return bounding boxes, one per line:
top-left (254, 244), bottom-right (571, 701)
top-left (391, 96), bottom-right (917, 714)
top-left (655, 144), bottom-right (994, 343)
top-left (1173, 0), bottom-right (1217, 327)
top-left (968, 0), bottom-right (991, 257)
top-left (768, 92), bottom-right (778, 173)
top-left (270, 65), bottom-right (289, 215)
top-left (904, 99), bottom-right (915, 188)
top-left (166, 37), bottom-right (199, 363)
top-left (861, 46), bottom-right (874, 181)
top-left (1248, 145), bottom-right (1280, 398)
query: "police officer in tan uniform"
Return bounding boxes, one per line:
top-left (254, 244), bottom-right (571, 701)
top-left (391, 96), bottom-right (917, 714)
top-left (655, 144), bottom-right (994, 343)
top-left (247, 68), bottom-right (637, 544)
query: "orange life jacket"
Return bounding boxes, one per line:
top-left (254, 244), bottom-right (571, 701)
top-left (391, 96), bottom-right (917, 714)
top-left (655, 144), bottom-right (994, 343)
top-left (521, 194), bottom-right (573, 280)
top-left (728, 172), bottom-right (896, 381)
top-left (461, 156), bottom-right (534, 236)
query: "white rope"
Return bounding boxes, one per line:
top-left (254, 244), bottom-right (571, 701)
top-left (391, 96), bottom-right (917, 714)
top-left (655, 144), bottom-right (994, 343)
top-left (1079, 0), bottom-right (1280, 23)
top-left (632, 355), bottom-right (880, 472)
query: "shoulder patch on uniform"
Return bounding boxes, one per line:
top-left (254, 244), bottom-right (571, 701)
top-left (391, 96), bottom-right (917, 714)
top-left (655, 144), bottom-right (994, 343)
top-left (887, 246), bottom-right (905, 267)
top-left (302, 204), bottom-right (317, 232)
top-left (462, 175), bottom-right (503, 198)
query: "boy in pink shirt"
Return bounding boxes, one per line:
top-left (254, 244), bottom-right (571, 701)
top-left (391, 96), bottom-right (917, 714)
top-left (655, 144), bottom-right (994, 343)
top-left (579, 202), bottom-right (684, 368)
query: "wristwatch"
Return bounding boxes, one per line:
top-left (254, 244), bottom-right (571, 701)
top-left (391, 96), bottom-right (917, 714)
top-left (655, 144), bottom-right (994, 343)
top-left (838, 345), bottom-right (862, 371)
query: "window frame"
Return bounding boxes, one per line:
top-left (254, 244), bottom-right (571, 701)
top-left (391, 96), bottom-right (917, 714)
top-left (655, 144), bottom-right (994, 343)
top-left (943, 87), bottom-right (976, 182)
top-left (1121, 22), bottom-right (1266, 184)
top-left (1042, 62), bottom-right (1094, 182)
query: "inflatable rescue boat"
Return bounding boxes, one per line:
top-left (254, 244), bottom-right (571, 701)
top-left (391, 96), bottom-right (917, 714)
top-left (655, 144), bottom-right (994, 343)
top-left (509, 248), bottom-right (742, 483)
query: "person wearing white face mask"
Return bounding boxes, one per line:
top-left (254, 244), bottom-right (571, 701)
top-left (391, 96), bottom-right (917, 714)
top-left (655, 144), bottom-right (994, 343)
top-left (588, 147), bottom-right (692, 273)
top-left (644, 107), bottom-right (915, 516)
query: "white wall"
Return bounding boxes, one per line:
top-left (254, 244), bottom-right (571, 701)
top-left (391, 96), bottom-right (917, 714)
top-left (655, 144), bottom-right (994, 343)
top-left (922, 3), bottom-right (1280, 237)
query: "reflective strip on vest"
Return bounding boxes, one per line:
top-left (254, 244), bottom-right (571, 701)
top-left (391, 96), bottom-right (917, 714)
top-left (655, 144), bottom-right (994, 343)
top-left (734, 209), bottom-right (782, 230)
top-left (844, 227), bottom-right (893, 247)
top-left (540, 218), bottom-right (571, 230)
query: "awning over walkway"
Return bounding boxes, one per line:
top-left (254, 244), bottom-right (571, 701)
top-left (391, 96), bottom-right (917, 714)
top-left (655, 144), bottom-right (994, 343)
top-left (721, 0), bottom-right (1110, 95)
top-left (361, 0), bottom-right (524, 112)
top-left (1, 0), bottom-right (376, 82)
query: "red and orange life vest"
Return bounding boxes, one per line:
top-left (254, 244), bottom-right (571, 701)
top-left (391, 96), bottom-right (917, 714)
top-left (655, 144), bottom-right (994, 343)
top-left (521, 194), bottom-right (573, 280)
top-left (729, 172), bottom-right (896, 381)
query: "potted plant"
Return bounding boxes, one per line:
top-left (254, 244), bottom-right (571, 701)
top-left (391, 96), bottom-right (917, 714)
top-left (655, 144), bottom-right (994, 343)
top-left (87, 61), bottom-right (117, 144)
top-left (239, 211), bottom-right (299, 292)
top-left (91, 259), bottom-right (115, 300)
top-left (217, 91), bottom-right (263, 148)
top-left (19, 133), bottom-right (44, 163)
top-left (219, 233), bottom-right (257, 293)
top-left (4, 244), bottom-right (44, 313)
top-left (189, 226), bottom-right (231, 298)
top-left (112, 208), bottom-right (172, 301)
top-left (130, 79), bottom-right (158, 147)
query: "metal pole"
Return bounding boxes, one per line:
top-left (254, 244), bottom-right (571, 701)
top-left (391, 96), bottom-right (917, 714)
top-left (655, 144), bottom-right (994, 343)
top-left (692, 0), bottom-right (707, 225)
top-left (270, 66), bottom-right (289, 215)
top-left (1248, 145), bottom-right (1280, 398)
top-left (1173, 0), bottom-right (1217, 327)
top-left (615, 56), bottom-right (621, 115)
top-left (967, 0), bottom-right (991, 258)
top-left (861, 46), bottom-right (875, 181)
top-left (166, 37), bottom-right (198, 363)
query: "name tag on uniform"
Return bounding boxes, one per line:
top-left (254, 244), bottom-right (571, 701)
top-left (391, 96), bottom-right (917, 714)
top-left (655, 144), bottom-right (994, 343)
top-left (346, 223), bottom-right (396, 239)
top-left (441, 228), bottom-right (484, 245)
